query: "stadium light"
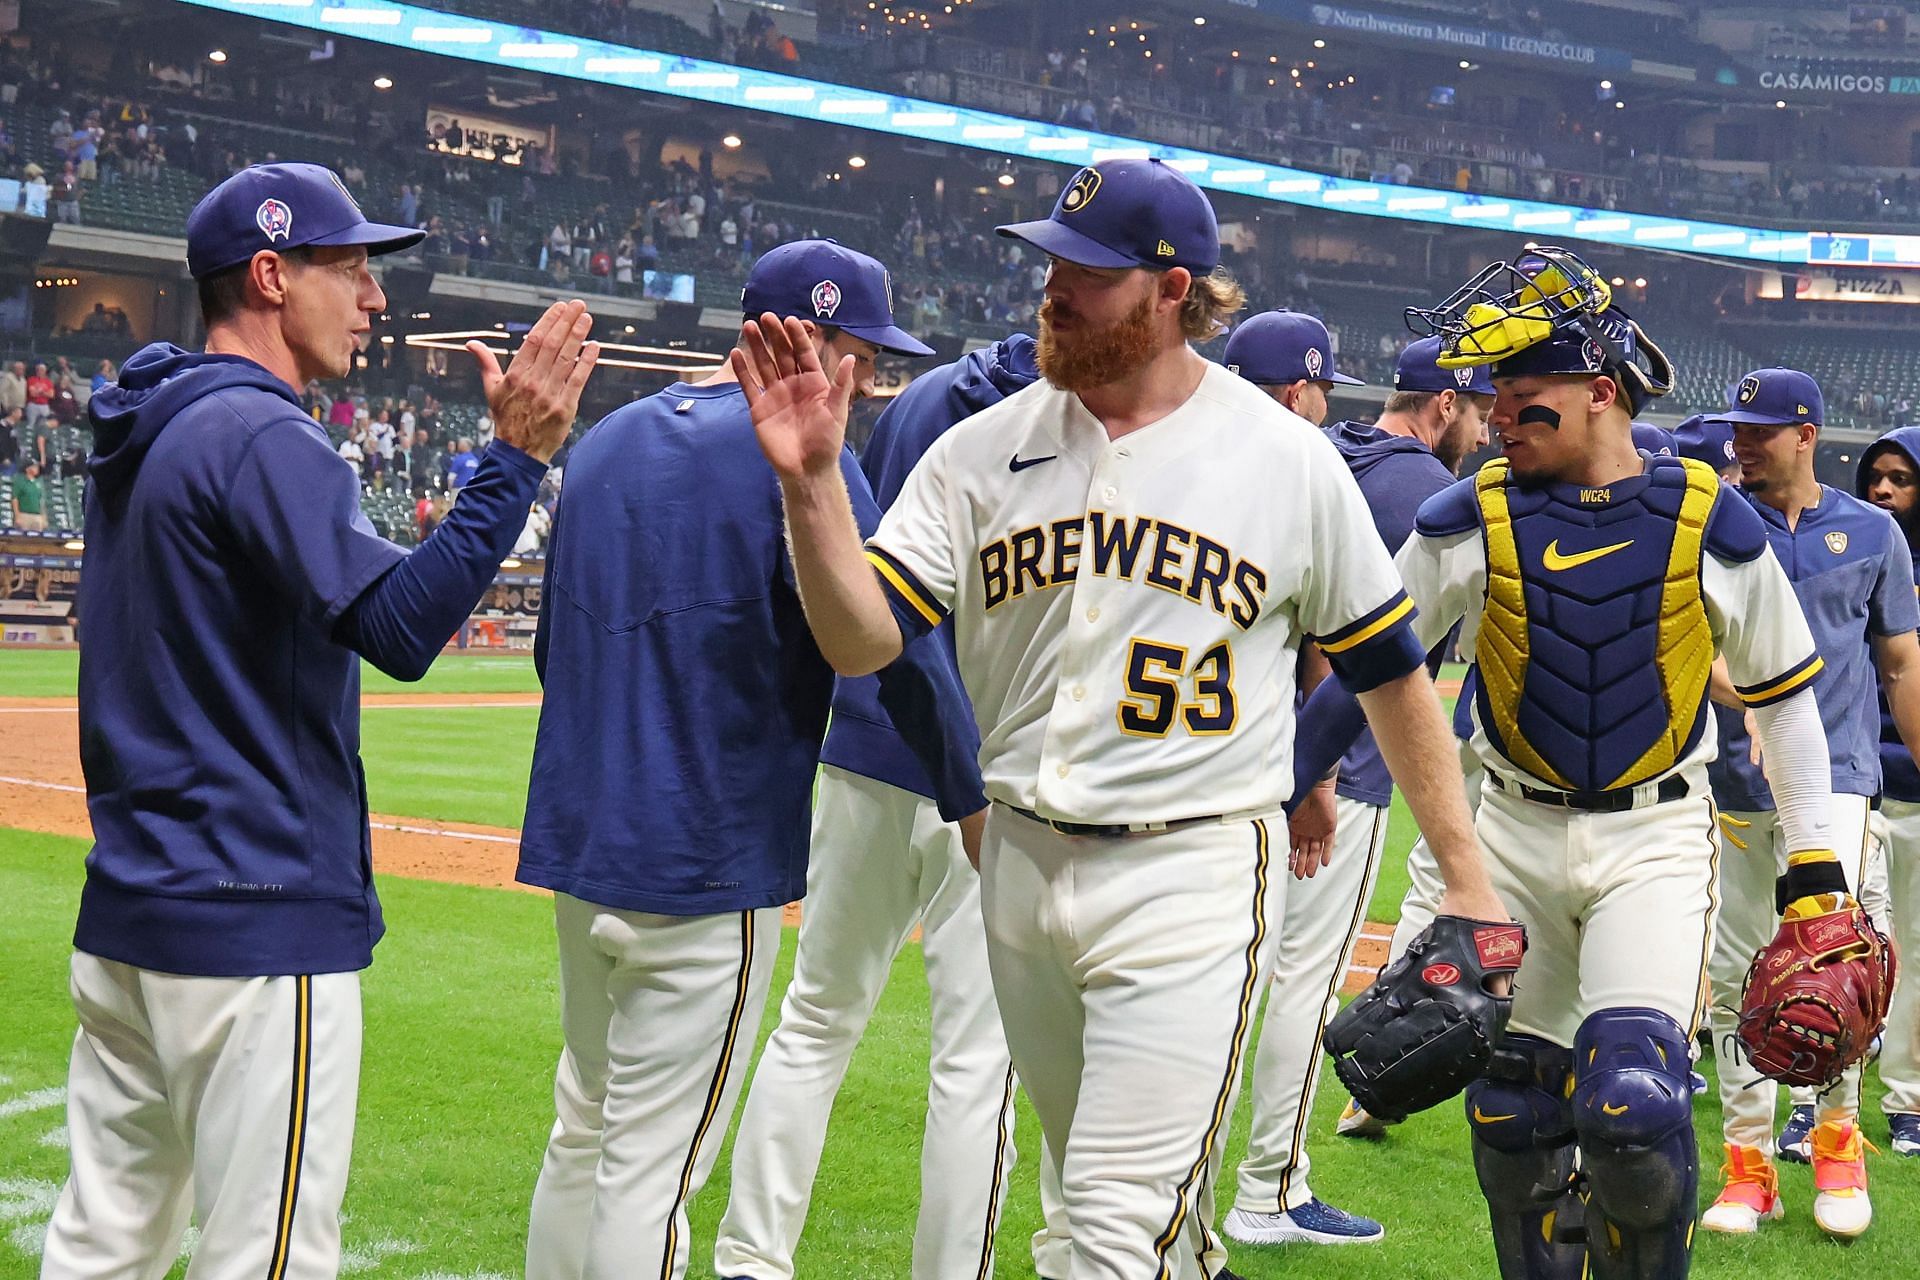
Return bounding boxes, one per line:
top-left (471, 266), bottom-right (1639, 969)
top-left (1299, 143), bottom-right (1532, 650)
top-left (1614, 100), bottom-right (1625, 109)
top-left (848, 154), bottom-right (867, 168)
top-left (1634, 277), bottom-right (1647, 287)
top-left (373, 75), bottom-right (394, 89)
top-left (1599, 80), bottom-right (1613, 90)
top-left (208, 49), bottom-right (228, 63)
top-left (997, 171), bottom-right (1016, 186)
top-left (1313, 39), bottom-right (1326, 48)
top-left (1459, 60), bottom-right (1471, 69)
top-left (722, 133), bottom-right (742, 148)
top-left (1775, 100), bottom-right (1787, 109)
top-left (1193, 15), bottom-right (1205, 24)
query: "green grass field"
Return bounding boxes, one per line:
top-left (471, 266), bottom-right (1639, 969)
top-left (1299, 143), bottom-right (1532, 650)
top-left (6, 649), bottom-right (1919, 1277)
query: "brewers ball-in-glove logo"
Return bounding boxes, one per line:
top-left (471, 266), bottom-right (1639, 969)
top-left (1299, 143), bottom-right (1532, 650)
top-left (1304, 347), bottom-right (1324, 378)
top-left (1061, 167), bottom-right (1102, 215)
top-left (1827, 531), bottom-right (1850, 555)
top-left (810, 279), bottom-right (841, 320)
top-left (255, 198), bottom-right (294, 243)
top-left (1737, 375), bottom-right (1762, 405)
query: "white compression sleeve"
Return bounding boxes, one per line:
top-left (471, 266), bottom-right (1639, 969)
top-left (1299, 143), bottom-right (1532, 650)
top-left (1748, 684), bottom-right (1833, 855)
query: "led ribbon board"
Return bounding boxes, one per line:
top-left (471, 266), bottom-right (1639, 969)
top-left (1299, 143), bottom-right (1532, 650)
top-left (181, 0), bottom-right (1815, 264)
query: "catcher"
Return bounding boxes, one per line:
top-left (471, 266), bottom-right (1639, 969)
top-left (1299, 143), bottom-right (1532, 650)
top-left (1334, 247), bottom-right (1883, 1280)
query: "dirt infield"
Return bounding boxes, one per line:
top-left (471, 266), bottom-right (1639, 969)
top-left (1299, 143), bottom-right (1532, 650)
top-left (0, 691), bottom-right (1401, 986)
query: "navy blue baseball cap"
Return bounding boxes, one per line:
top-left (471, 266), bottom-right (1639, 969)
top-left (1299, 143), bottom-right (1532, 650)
top-left (996, 159), bottom-right (1219, 273)
top-left (1720, 367), bottom-right (1823, 427)
top-left (186, 162), bottom-right (424, 279)
top-left (1490, 305), bottom-right (1642, 382)
top-left (1674, 413), bottom-right (1738, 470)
top-left (1223, 311), bottom-right (1362, 386)
top-left (1630, 421), bottom-right (1677, 457)
top-left (741, 239), bottom-right (933, 357)
top-left (1394, 335), bottom-right (1494, 395)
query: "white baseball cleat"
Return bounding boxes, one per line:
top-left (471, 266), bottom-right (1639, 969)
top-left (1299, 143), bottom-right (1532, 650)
top-left (1334, 1099), bottom-right (1390, 1138)
top-left (1223, 1199), bottom-right (1384, 1245)
top-left (1700, 1144), bottom-right (1783, 1235)
top-left (1812, 1119), bottom-right (1873, 1240)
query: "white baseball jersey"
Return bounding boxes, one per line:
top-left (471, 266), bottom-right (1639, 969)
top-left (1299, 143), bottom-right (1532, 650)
top-left (866, 362), bottom-right (1425, 825)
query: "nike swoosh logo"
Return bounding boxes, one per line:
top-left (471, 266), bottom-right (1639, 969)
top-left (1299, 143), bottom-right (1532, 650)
top-left (1542, 537), bottom-right (1634, 571)
top-left (1009, 453), bottom-right (1057, 473)
top-left (1601, 1102), bottom-right (1630, 1116)
top-left (1471, 1106), bottom-right (1518, 1124)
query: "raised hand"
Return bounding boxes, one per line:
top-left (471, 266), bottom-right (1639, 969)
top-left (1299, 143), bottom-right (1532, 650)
top-left (467, 299), bottom-right (600, 464)
top-left (732, 313), bottom-right (855, 482)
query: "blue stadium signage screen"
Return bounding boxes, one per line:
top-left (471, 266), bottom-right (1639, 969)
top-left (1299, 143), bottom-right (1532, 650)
top-left (183, 0), bottom-right (1827, 265)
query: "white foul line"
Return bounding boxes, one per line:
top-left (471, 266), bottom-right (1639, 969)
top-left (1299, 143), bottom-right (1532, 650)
top-left (0, 775), bottom-right (82, 793)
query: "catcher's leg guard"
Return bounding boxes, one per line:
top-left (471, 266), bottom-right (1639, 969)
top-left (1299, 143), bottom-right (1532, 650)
top-left (1572, 1008), bottom-right (1698, 1280)
top-left (1466, 1034), bottom-right (1585, 1280)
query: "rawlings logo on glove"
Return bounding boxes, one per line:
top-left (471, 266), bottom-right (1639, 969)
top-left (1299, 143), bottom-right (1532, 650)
top-left (1324, 915), bottom-right (1526, 1123)
top-left (1738, 900), bottom-right (1896, 1087)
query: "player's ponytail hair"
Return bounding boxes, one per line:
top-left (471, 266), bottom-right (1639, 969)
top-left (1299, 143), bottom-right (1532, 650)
top-left (1179, 267), bottom-right (1247, 343)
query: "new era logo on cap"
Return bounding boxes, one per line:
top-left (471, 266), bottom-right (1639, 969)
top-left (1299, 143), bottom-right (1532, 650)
top-left (1155, 239), bottom-right (1175, 257)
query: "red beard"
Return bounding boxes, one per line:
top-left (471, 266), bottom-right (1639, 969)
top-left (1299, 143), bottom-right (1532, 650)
top-left (1037, 292), bottom-right (1160, 393)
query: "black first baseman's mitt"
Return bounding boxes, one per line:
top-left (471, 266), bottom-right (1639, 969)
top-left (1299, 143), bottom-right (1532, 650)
top-left (1324, 915), bottom-right (1527, 1123)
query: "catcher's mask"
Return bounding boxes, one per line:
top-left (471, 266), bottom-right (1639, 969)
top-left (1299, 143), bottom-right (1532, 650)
top-left (1405, 246), bottom-right (1673, 416)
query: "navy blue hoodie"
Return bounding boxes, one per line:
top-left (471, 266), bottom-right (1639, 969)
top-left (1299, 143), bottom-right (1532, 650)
top-left (1318, 420), bottom-right (1458, 805)
top-left (1858, 426), bottom-right (1920, 803)
top-left (819, 336), bottom-right (1038, 801)
top-left (77, 344), bottom-right (543, 976)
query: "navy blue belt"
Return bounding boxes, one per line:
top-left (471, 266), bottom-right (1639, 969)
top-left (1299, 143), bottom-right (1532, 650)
top-left (1004, 804), bottom-right (1228, 839)
top-left (1488, 771), bottom-right (1689, 812)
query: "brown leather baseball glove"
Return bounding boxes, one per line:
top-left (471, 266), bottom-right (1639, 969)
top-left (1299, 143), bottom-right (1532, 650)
top-left (1738, 900), bottom-right (1896, 1087)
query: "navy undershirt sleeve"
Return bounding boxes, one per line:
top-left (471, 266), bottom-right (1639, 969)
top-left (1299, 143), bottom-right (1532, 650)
top-left (334, 441), bottom-right (549, 680)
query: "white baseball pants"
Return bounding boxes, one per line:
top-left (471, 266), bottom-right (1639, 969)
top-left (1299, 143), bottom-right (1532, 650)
top-left (526, 894), bottom-right (779, 1280)
top-left (1477, 772), bottom-right (1719, 1049)
top-left (1234, 796), bottom-right (1389, 1212)
top-left (1708, 795), bottom-right (1883, 1151)
top-left (979, 805), bottom-right (1283, 1280)
top-left (41, 952), bottom-right (361, 1280)
top-left (713, 768), bottom-right (1016, 1280)
top-left (1878, 798), bottom-right (1920, 1117)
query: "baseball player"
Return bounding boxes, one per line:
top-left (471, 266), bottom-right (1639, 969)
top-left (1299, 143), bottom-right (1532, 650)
top-left (514, 240), bottom-right (975, 1280)
top-left (1698, 369), bottom-right (1919, 1240)
top-left (1859, 424), bottom-right (1920, 1158)
top-left (732, 156), bottom-right (1508, 1280)
top-left (44, 163), bottom-right (594, 1279)
top-left (1219, 309), bottom-right (1362, 429)
top-left (1395, 248), bottom-right (1847, 1279)
top-left (1219, 331), bottom-right (1492, 1245)
top-left (711, 334), bottom-right (1037, 1280)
